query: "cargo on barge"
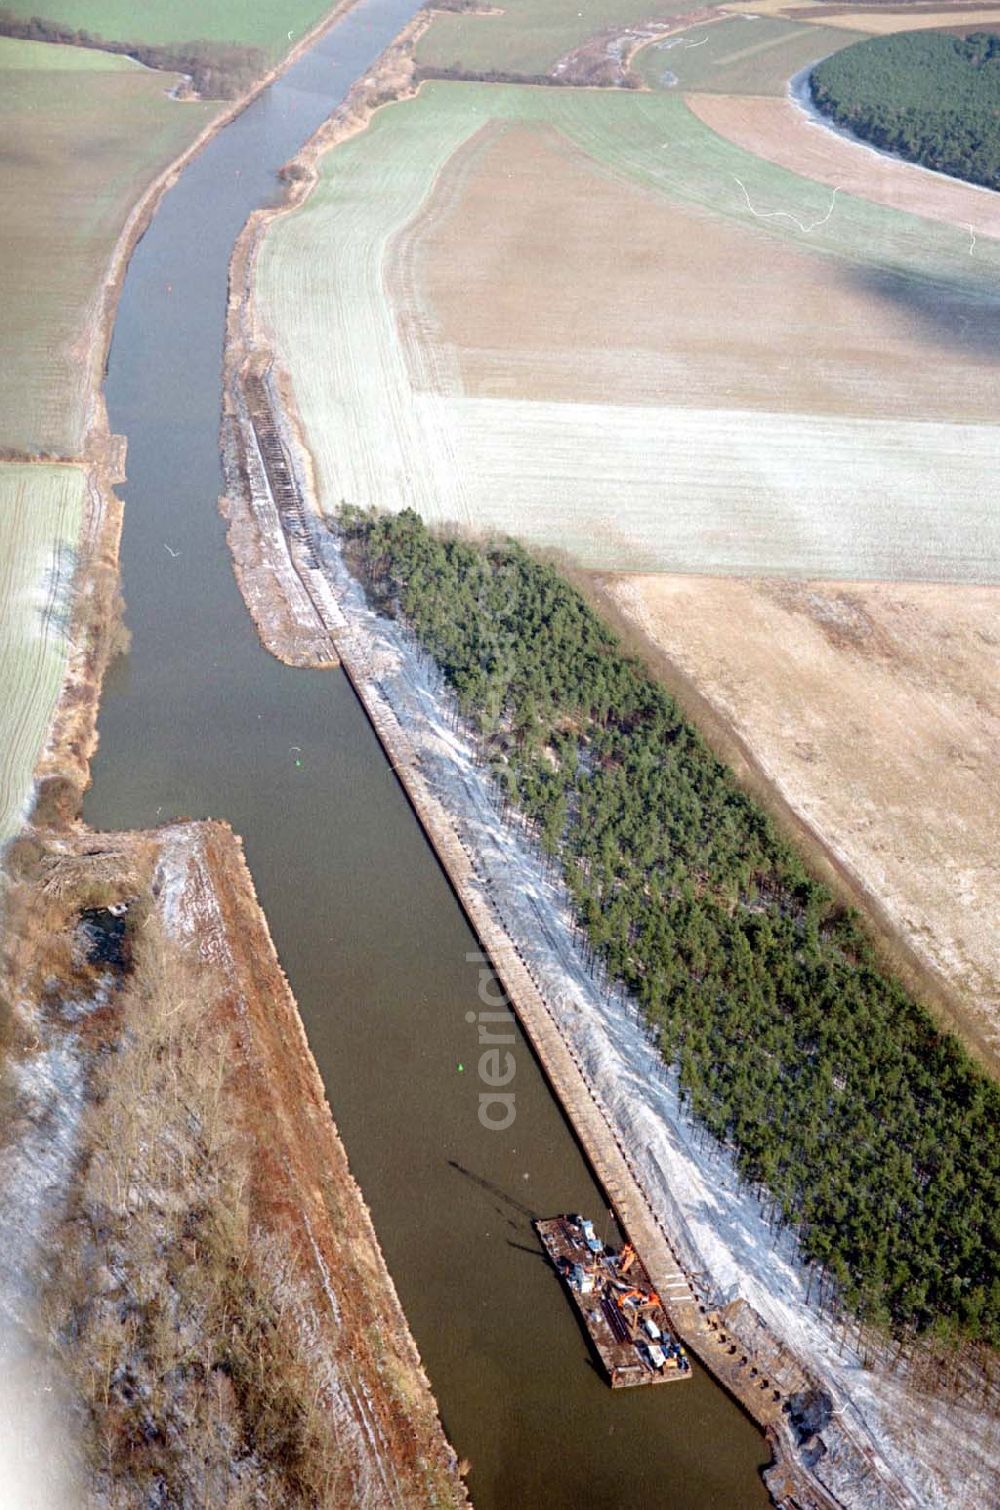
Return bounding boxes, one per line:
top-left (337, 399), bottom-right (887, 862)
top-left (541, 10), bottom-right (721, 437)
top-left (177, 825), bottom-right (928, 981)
top-left (536, 1215), bottom-right (693, 1389)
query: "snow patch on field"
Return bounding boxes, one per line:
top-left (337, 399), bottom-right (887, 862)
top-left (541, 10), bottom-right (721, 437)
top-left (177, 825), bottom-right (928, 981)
top-left (318, 531), bottom-right (1000, 1508)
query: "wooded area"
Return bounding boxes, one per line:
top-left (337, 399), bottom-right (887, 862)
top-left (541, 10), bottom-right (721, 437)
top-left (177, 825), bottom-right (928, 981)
top-left (810, 30), bottom-right (1000, 190)
top-left (340, 507), bottom-right (1000, 1350)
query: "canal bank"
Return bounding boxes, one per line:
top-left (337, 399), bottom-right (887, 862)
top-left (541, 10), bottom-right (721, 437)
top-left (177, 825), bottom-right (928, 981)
top-left (80, 0), bottom-right (771, 1503)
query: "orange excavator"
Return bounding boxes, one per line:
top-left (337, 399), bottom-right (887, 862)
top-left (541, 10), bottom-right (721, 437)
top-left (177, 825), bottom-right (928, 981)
top-left (614, 1286), bottom-right (661, 1315)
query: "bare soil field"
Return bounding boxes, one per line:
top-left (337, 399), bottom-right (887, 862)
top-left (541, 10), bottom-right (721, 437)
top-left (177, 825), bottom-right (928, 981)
top-left (601, 574), bottom-right (1000, 1070)
top-left (689, 91), bottom-right (1000, 240)
top-left (398, 119), bottom-right (1000, 421)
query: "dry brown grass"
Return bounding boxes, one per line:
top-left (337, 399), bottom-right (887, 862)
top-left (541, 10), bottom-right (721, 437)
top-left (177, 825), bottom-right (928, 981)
top-left (45, 919), bottom-right (360, 1507)
top-left (787, 4), bottom-right (1000, 34)
top-left (0, 823), bottom-right (465, 1506)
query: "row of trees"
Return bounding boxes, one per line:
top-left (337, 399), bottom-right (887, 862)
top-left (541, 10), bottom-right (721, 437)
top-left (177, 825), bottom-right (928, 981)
top-left (340, 506), bottom-right (1000, 1349)
top-left (810, 31), bottom-right (1000, 191)
top-left (0, 9), bottom-right (266, 97)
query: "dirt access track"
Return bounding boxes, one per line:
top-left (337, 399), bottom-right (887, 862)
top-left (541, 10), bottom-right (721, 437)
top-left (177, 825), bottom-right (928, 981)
top-left (599, 575), bottom-right (1000, 1075)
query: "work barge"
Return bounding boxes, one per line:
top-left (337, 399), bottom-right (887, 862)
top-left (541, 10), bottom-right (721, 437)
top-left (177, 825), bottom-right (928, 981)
top-left (536, 1215), bottom-right (691, 1388)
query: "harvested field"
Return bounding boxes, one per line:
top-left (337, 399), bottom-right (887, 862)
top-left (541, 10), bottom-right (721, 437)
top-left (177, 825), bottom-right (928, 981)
top-left (415, 0), bottom-right (719, 77)
top-left (0, 38), bottom-right (214, 454)
top-left (400, 121), bottom-right (999, 418)
top-left (0, 0), bottom-right (339, 56)
top-left (601, 573), bottom-right (1000, 1068)
top-left (690, 90), bottom-right (1000, 239)
top-left (635, 15), bottom-right (863, 94)
top-left (0, 464), bottom-right (85, 847)
top-left (255, 80), bottom-right (1000, 578)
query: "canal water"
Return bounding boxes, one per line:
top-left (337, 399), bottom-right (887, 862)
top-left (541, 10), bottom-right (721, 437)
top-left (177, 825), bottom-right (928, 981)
top-left (83, 3), bottom-right (770, 1503)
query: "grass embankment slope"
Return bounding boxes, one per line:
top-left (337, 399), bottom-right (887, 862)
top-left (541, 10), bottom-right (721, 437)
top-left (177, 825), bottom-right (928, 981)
top-left (811, 29), bottom-right (1000, 189)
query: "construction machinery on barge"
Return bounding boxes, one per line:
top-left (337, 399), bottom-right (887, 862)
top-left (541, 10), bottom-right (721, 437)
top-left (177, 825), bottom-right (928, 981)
top-left (536, 1215), bottom-right (693, 1389)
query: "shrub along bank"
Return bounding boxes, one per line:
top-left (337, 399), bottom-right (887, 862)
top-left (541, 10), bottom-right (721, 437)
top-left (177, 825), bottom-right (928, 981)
top-left (340, 506), bottom-right (1000, 1350)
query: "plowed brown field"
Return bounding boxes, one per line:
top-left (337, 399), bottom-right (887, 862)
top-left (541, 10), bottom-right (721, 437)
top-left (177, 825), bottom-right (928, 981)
top-left (398, 120), bottom-right (999, 422)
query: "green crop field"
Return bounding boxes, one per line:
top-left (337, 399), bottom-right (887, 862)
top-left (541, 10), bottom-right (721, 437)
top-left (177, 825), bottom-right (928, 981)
top-left (0, 38), bottom-right (215, 455)
top-left (0, 33), bottom-right (133, 67)
top-left (0, 464), bottom-right (85, 847)
top-left (415, 0), bottom-right (711, 77)
top-left (0, 1), bottom-right (337, 57)
top-left (635, 16), bottom-right (865, 95)
top-left (255, 80), bottom-right (1000, 580)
